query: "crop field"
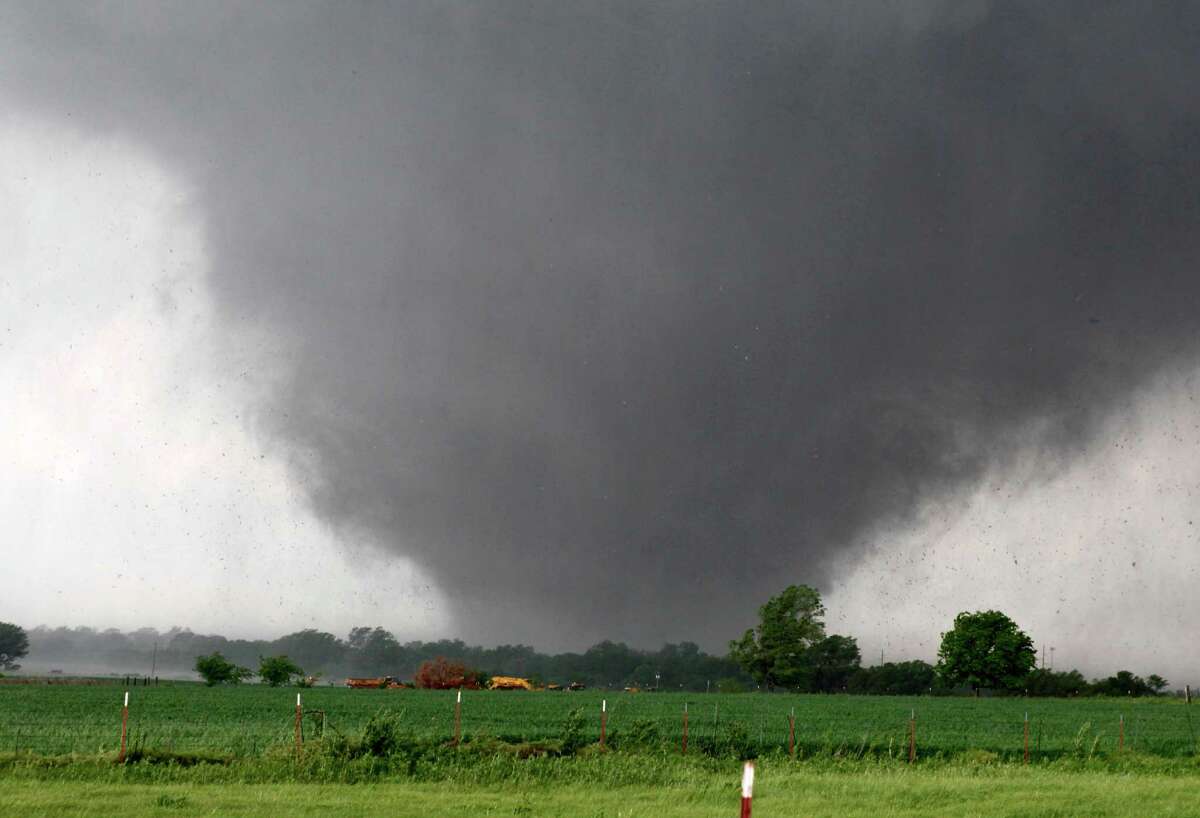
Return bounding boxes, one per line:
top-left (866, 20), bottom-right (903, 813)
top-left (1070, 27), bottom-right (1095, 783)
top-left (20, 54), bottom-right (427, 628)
top-left (2, 684), bottom-right (1199, 816)
top-left (0, 682), bottom-right (1196, 761)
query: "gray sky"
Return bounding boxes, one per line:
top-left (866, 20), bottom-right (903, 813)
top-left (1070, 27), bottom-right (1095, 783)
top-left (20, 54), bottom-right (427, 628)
top-left (2, 2), bottom-right (1198, 681)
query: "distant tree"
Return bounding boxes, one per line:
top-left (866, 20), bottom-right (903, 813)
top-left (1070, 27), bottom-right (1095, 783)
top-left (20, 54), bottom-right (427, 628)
top-left (413, 656), bottom-right (482, 689)
top-left (848, 660), bottom-right (939, 695)
top-left (809, 635), bottom-right (862, 693)
top-left (346, 626), bottom-right (375, 651)
top-left (0, 622), bottom-right (29, 671)
top-left (1023, 668), bottom-right (1087, 697)
top-left (271, 630), bottom-right (344, 673)
top-left (936, 610), bottom-right (1036, 695)
top-left (194, 652), bottom-right (253, 686)
top-left (346, 626), bottom-right (404, 674)
top-left (1091, 670), bottom-right (1160, 697)
top-left (579, 641), bottom-right (641, 687)
top-left (1146, 674), bottom-right (1169, 695)
top-left (258, 655), bottom-right (305, 687)
top-left (627, 663), bottom-right (657, 688)
top-left (729, 585), bottom-right (826, 690)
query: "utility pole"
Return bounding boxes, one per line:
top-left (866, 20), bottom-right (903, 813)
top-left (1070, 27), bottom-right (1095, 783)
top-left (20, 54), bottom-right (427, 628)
top-left (1049, 647), bottom-right (1055, 671)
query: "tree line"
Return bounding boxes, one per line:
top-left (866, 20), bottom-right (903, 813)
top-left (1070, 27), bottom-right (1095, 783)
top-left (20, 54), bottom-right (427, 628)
top-left (19, 624), bottom-right (748, 690)
top-left (5, 590), bottom-right (1178, 697)
top-left (726, 587), bottom-right (1174, 698)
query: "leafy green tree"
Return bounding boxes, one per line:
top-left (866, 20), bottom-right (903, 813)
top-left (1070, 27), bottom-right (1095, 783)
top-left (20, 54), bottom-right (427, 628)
top-left (346, 626), bottom-right (404, 675)
top-left (258, 655), bottom-right (305, 687)
top-left (627, 664), bottom-right (658, 688)
top-left (194, 652), bottom-right (253, 686)
top-left (1090, 670), bottom-right (1164, 697)
top-left (729, 585), bottom-right (826, 689)
top-left (1023, 668), bottom-right (1087, 697)
top-left (847, 660), bottom-right (939, 695)
top-left (0, 622), bottom-right (30, 671)
top-left (346, 626), bottom-right (374, 651)
top-left (271, 629), bottom-right (344, 673)
top-left (809, 635), bottom-right (862, 693)
top-left (936, 610), bottom-right (1035, 694)
top-left (578, 641), bottom-right (641, 687)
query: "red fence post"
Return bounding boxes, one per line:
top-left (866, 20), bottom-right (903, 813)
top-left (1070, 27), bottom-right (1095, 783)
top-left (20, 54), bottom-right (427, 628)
top-left (118, 691), bottom-right (129, 763)
top-left (908, 709), bottom-right (916, 763)
top-left (1186, 686), bottom-right (1197, 756)
top-left (682, 703), bottom-right (688, 755)
top-left (294, 693), bottom-right (303, 754)
top-left (453, 689), bottom-right (462, 746)
top-left (740, 761), bottom-right (755, 818)
top-left (1119, 714), bottom-right (1124, 751)
top-left (1023, 712), bottom-right (1030, 764)
top-left (789, 707), bottom-right (796, 758)
top-left (600, 699), bottom-right (607, 749)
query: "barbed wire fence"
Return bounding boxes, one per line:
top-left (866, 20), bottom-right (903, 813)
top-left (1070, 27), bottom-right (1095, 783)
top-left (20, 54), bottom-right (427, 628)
top-left (0, 684), bottom-right (1196, 760)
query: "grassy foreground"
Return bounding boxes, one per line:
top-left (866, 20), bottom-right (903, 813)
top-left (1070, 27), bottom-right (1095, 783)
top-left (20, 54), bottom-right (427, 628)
top-left (3, 765), bottom-right (1199, 817)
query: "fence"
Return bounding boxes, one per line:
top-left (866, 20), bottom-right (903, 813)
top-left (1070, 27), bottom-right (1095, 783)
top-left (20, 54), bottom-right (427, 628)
top-left (0, 686), bottom-right (1195, 760)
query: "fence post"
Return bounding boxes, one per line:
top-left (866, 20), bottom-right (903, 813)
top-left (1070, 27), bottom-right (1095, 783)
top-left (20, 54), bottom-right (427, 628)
top-left (740, 760), bottom-right (755, 818)
top-left (1185, 685), bottom-right (1197, 755)
top-left (118, 691), bottom-right (129, 763)
top-left (294, 693), bottom-right (303, 754)
top-left (453, 689), bottom-right (462, 746)
top-left (789, 707), bottom-right (796, 758)
top-left (600, 699), bottom-right (607, 749)
top-left (1023, 712), bottom-right (1030, 764)
top-left (1118, 714), bottom-right (1124, 751)
top-left (908, 709), bottom-right (916, 763)
top-left (682, 702), bottom-right (688, 755)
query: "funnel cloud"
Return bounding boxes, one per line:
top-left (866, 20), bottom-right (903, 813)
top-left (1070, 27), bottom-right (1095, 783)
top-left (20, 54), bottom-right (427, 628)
top-left (3, 2), bottom-right (1200, 657)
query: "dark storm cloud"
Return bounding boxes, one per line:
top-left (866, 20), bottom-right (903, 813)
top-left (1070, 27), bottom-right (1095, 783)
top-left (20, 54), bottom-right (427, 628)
top-left (6, 1), bottom-right (1200, 647)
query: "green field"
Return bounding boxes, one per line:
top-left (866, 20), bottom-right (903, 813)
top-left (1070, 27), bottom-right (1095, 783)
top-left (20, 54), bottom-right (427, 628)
top-left (2, 684), bottom-right (1199, 817)
top-left (0, 683), bottom-right (1196, 760)
top-left (5, 767), bottom-right (1200, 818)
